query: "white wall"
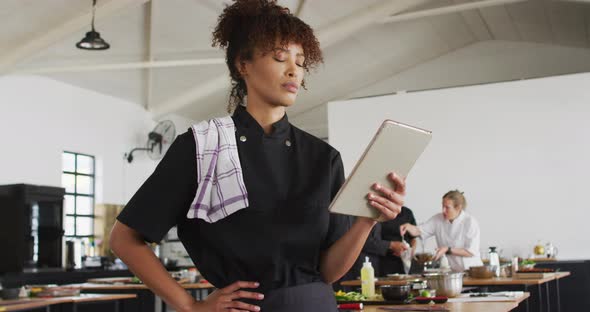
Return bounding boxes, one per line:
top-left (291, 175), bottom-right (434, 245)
top-left (328, 73), bottom-right (590, 260)
top-left (0, 75), bottom-right (196, 205)
top-left (292, 40), bottom-right (590, 138)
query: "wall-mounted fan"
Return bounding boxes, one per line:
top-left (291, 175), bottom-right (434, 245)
top-left (125, 120), bottom-right (176, 163)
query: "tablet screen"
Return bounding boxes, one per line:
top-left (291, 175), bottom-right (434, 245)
top-left (329, 120), bottom-right (432, 219)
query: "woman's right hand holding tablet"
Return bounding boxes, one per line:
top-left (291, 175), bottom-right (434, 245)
top-left (366, 172), bottom-right (406, 222)
top-left (188, 281), bottom-right (264, 312)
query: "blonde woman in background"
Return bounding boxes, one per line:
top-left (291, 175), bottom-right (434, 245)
top-left (400, 190), bottom-right (482, 272)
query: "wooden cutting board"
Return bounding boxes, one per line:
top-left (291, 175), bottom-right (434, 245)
top-left (87, 277), bottom-right (190, 284)
top-left (87, 277), bottom-right (134, 284)
top-left (513, 272), bottom-right (555, 279)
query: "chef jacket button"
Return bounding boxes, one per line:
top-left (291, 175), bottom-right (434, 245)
top-left (240, 135), bottom-right (247, 142)
top-left (285, 139), bottom-right (291, 147)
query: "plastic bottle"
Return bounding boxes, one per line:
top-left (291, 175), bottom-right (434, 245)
top-left (187, 267), bottom-right (199, 283)
top-left (511, 256), bottom-right (519, 275)
top-left (88, 239), bottom-right (96, 257)
top-left (360, 256), bottom-right (375, 298)
top-left (488, 246), bottom-right (500, 277)
top-left (439, 254), bottom-right (450, 271)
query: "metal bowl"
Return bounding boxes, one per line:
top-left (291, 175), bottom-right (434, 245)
top-left (415, 253), bottom-right (434, 264)
top-left (386, 273), bottom-right (408, 280)
top-left (468, 265), bottom-right (495, 279)
top-left (1, 288), bottom-right (21, 300)
top-left (499, 264), bottom-right (512, 277)
top-left (380, 284), bottom-right (410, 301)
top-left (407, 279), bottom-right (428, 297)
top-left (423, 272), bottom-right (464, 298)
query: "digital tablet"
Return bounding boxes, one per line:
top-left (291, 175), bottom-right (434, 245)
top-left (329, 120), bottom-right (432, 219)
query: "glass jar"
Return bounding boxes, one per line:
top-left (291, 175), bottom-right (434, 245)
top-left (408, 279), bottom-right (428, 297)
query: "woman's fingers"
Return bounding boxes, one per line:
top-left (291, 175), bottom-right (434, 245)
top-left (388, 190), bottom-right (405, 207)
top-left (223, 300), bottom-right (261, 311)
top-left (365, 172), bottom-right (407, 221)
top-left (388, 172), bottom-right (406, 195)
top-left (206, 281), bottom-right (263, 312)
top-left (228, 290), bottom-right (265, 301)
top-left (221, 281), bottom-right (260, 295)
top-left (369, 198), bottom-right (399, 220)
top-left (368, 192), bottom-right (402, 215)
top-left (372, 184), bottom-right (405, 207)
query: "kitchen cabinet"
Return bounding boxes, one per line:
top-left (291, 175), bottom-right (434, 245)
top-left (536, 260), bottom-right (590, 312)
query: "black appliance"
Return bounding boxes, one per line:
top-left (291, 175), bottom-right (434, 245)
top-left (0, 184), bottom-right (65, 273)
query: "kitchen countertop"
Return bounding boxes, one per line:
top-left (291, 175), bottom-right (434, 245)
top-left (363, 301), bottom-right (521, 312)
top-left (362, 292), bottom-right (529, 312)
top-left (0, 293), bottom-right (136, 312)
top-left (340, 271), bottom-right (570, 286)
top-left (0, 269), bottom-right (134, 288)
top-left (463, 271), bottom-right (570, 286)
top-left (73, 282), bottom-right (216, 290)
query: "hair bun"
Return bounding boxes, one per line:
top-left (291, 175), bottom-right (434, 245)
top-left (211, 0), bottom-right (323, 112)
top-left (212, 0), bottom-right (288, 49)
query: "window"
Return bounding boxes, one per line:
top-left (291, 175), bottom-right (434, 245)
top-left (62, 151), bottom-right (95, 238)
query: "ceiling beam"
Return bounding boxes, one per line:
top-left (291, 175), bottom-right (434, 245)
top-left (9, 48), bottom-right (222, 66)
top-left (294, 0), bottom-right (306, 17)
top-left (0, 0), bottom-right (150, 74)
top-left (11, 58), bottom-right (225, 74)
top-left (317, 0), bottom-right (429, 47)
top-left (144, 0), bottom-right (156, 110)
top-left (150, 0), bottom-right (429, 118)
top-left (453, 0), bottom-right (494, 41)
top-left (379, 0), bottom-right (529, 24)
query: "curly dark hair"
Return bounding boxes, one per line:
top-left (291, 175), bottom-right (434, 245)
top-left (212, 0), bottom-right (323, 113)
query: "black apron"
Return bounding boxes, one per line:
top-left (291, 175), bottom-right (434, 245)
top-left (259, 282), bottom-right (338, 312)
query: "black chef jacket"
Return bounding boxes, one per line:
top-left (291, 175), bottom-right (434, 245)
top-left (348, 206), bottom-right (416, 277)
top-left (117, 105), bottom-right (349, 294)
top-left (377, 206), bottom-right (417, 275)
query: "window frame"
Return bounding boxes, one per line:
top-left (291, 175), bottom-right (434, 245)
top-left (62, 151), bottom-right (96, 238)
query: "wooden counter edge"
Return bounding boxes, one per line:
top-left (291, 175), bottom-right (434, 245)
top-left (75, 282), bottom-right (215, 290)
top-left (0, 294), bottom-right (136, 311)
top-left (341, 271), bottom-right (571, 287)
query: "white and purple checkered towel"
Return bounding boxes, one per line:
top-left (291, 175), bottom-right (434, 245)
top-left (187, 116), bottom-right (249, 223)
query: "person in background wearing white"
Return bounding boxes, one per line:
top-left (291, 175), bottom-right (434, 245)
top-left (400, 190), bottom-right (482, 272)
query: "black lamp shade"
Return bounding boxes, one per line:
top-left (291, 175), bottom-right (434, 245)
top-left (76, 30), bottom-right (110, 50)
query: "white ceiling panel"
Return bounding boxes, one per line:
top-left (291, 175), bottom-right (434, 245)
top-left (2, 0), bottom-right (590, 124)
top-left (479, 5), bottom-right (521, 41)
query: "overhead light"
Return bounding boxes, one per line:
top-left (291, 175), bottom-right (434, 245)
top-left (76, 0), bottom-right (110, 50)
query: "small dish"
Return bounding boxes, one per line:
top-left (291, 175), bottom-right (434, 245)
top-left (414, 296), bottom-right (448, 304)
top-left (1, 288), bottom-right (21, 300)
top-left (386, 273), bottom-right (410, 280)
